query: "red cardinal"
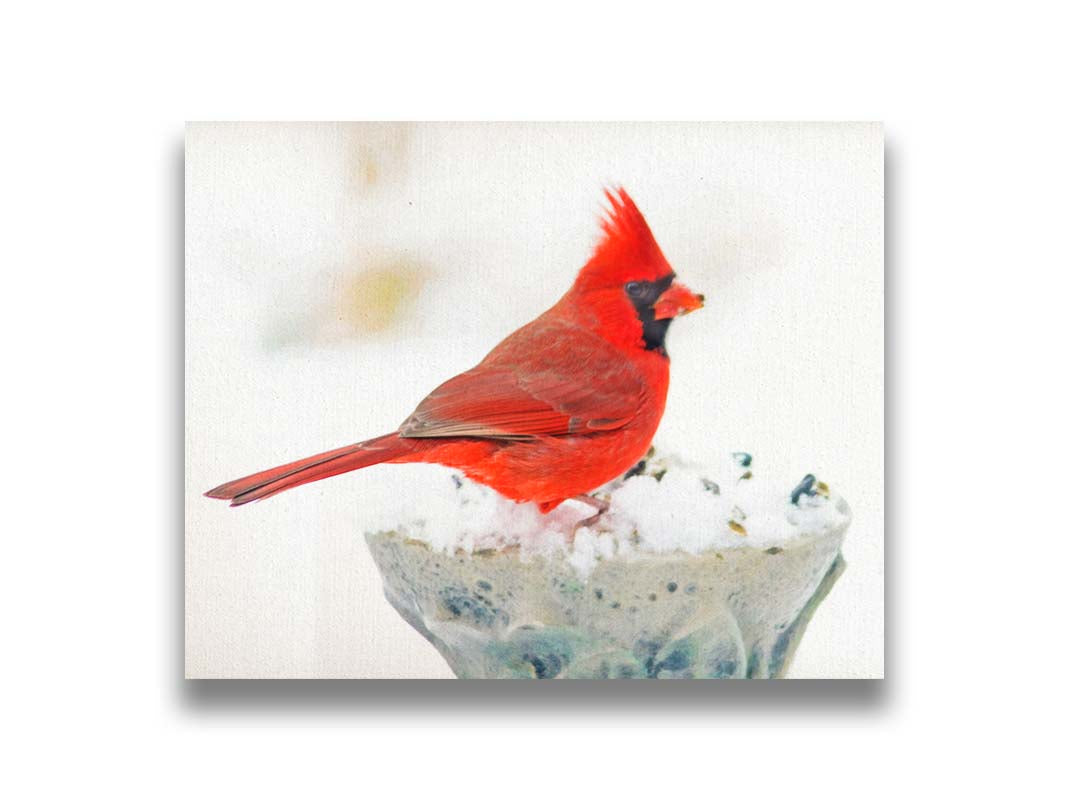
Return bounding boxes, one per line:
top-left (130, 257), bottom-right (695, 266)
top-left (206, 189), bottom-right (703, 519)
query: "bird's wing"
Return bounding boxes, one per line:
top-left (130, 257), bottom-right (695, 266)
top-left (398, 320), bottom-right (647, 440)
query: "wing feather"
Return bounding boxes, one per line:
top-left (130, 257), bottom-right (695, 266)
top-left (399, 320), bottom-right (646, 440)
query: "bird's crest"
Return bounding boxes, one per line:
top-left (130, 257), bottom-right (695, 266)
top-left (576, 188), bottom-right (673, 290)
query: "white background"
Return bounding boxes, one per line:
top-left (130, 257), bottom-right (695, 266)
top-left (3, 1), bottom-right (1065, 798)
top-left (185, 121), bottom-right (882, 679)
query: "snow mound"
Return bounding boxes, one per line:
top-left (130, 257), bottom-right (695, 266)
top-left (366, 449), bottom-right (850, 579)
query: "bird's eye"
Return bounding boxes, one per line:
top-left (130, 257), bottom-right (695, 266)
top-left (625, 281), bottom-right (642, 296)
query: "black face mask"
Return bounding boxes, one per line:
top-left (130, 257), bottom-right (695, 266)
top-left (625, 273), bottom-right (676, 354)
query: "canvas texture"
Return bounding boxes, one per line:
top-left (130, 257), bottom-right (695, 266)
top-left (185, 122), bottom-right (883, 679)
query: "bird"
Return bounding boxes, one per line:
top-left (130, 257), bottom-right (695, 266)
top-left (205, 188), bottom-right (704, 522)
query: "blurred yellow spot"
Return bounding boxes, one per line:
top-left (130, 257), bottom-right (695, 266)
top-left (339, 262), bottom-right (429, 334)
top-left (728, 520), bottom-right (748, 536)
top-left (359, 147), bottom-right (379, 186)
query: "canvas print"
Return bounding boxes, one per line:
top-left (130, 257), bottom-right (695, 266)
top-left (186, 122), bottom-right (883, 679)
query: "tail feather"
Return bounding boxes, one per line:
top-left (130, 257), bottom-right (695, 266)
top-left (205, 433), bottom-right (412, 507)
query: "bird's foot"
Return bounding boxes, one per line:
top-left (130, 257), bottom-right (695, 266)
top-left (571, 494), bottom-right (610, 537)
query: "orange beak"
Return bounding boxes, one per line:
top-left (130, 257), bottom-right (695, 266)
top-left (653, 282), bottom-right (705, 320)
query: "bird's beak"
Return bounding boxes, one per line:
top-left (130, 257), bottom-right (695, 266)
top-left (653, 282), bottom-right (705, 320)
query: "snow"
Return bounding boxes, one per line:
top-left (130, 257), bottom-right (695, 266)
top-left (366, 450), bottom-right (850, 580)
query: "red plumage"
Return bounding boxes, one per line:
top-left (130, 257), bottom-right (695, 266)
top-left (206, 188), bottom-right (703, 512)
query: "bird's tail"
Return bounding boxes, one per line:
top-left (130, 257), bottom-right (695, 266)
top-left (204, 433), bottom-right (418, 506)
